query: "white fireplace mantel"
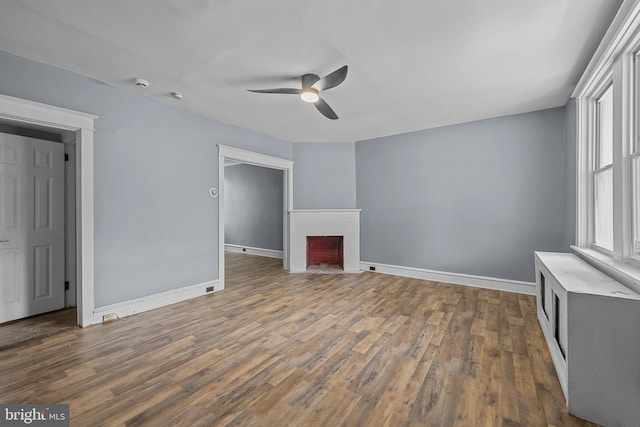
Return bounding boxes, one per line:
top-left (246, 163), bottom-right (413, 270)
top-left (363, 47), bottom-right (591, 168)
top-left (289, 209), bottom-right (361, 273)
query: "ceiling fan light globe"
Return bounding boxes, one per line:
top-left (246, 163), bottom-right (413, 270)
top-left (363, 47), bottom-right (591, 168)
top-left (301, 90), bottom-right (319, 103)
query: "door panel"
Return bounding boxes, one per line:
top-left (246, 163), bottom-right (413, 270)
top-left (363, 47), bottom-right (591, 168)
top-left (34, 176), bottom-right (52, 229)
top-left (34, 245), bottom-right (52, 299)
top-left (0, 144), bottom-right (18, 164)
top-left (1, 174), bottom-right (18, 230)
top-left (34, 148), bottom-right (52, 169)
top-left (1, 248), bottom-right (20, 303)
top-left (0, 133), bottom-right (65, 323)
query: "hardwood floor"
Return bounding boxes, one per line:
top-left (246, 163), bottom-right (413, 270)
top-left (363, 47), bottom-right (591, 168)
top-left (0, 253), bottom-right (597, 426)
top-left (0, 307), bottom-right (77, 350)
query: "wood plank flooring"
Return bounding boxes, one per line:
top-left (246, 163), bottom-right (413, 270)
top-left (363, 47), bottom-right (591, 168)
top-left (0, 308), bottom-right (77, 350)
top-left (0, 253), bottom-right (598, 426)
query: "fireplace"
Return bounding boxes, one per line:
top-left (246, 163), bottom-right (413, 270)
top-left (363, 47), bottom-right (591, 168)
top-left (289, 209), bottom-right (361, 273)
top-left (307, 236), bottom-right (344, 269)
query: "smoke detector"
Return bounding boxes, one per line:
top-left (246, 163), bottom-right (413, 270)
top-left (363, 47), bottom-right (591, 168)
top-left (134, 78), bottom-right (150, 88)
top-left (171, 92), bottom-right (183, 100)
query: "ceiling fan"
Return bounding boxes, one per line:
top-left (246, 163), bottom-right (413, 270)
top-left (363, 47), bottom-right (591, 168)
top-left (248, 65), bottom-right (348, 120)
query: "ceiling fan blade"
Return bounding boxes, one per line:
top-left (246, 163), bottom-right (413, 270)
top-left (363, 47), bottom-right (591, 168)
top-left (247, 88), bottom-right (301, 94)
top-left (311, 65), bottom-right (348, 92)
top-left (314, 97), bottom-right (339, 120)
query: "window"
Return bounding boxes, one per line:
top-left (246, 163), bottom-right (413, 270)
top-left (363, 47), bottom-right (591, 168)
top-left (594, 84), bottom-right (614, 252)
top-left (634, 53), bottom-right (640, 259)
top-left (578, 76), bottom-right (620, 258)
top-left (634, 151), bottom-right (640, 257)
top-left (573, 2), bottom-right (640, 294)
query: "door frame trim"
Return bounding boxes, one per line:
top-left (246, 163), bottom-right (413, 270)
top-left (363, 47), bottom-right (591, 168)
top-left (217, 145), bottom-right (293, 288)
top-left (0, 94), bottom-right (97, 327)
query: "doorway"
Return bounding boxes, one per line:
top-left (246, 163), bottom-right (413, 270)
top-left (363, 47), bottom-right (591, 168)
top-left (0, 132), bottom-right (67, 323)
top-left (224, 162), bottom-right (284, 262)
top-left (217, 145), bottom-right (293, 289)
top-left (0, 94), bottom-right (96, 327)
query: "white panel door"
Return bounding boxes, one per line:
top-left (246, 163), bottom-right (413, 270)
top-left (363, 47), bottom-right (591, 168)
top-left (0, 133), bottom-right (65, 323)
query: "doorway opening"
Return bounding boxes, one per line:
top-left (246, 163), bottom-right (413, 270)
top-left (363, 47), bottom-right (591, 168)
top-left (0, 130), bottom-right (68, 319)
top-left (217, 145), bottom-right (293, 289)
top-left (0, 94), bottom-right (96, 327)
top-left (224, 162), bottom-right (284, 262)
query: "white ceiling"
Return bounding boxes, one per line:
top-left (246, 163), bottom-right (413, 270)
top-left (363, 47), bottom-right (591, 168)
top-left (0, 0), bottom-right (622, 143)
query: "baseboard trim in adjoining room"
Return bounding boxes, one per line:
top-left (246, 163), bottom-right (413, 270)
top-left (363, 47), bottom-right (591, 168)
top-left (360, 261), bottom-right (535, 295)
top-left (225, 244), bottom-right (284, 259)
top-left (92, 279), bottom-right (221, 325)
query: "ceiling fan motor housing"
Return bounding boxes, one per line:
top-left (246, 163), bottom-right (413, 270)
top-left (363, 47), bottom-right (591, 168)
top-left (301, 73), bottom-right (320, 89)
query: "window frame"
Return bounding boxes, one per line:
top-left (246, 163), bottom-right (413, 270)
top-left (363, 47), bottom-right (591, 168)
top-left (574, 0), bottom-right (640, 295)
top-left (631, 51), bottom-right (640, 262)
top-left (592, 81), bottom-right (615, 254)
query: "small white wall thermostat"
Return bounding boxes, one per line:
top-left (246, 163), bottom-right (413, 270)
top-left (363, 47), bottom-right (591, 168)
top-left (209, 187), bottom-right (218, 198)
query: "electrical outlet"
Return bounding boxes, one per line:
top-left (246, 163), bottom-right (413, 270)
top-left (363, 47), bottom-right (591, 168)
top-left (206, 286), bottom-right (214, 293)
top-left (102, 313), bottom-right (118, 322)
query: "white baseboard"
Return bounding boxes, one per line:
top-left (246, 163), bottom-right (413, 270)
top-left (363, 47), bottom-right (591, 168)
top-left (225, 244), bottom-right (283, 259)
top-left (92, 279), bottom-right (222, 324)
top-left (360, 261), bottom-right (535, 295)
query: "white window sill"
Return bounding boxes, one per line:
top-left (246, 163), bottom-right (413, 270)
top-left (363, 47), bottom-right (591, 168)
top-left (571, 246), bottom-right (640, 295)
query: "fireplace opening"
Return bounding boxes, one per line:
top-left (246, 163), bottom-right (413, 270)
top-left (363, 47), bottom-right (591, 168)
top-left (306, 236), bottom-right (344, 270)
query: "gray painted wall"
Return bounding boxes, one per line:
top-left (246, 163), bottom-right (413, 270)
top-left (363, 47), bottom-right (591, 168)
top-left (293, 142), bottom-right (356, 209)
top-left (564, 99), bottom-right (577, 251)
top-left (0, 48), bottom-right (577, 304)
top-left (0, 50), bottom-right (292, 306)
top-left (224, 164), bottom-right (283, 251)
top-left (356, 107), bottom-right (567, 283)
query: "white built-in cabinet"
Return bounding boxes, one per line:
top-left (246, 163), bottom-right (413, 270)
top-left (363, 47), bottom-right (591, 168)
top-left (535, 252), bottom-right (640, 427)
